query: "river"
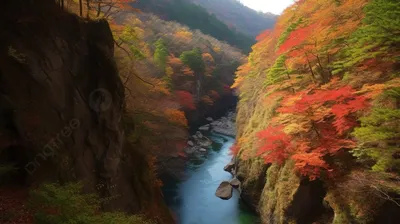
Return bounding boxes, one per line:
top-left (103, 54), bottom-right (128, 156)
top-left (162, 133), bottom-right (260, 224)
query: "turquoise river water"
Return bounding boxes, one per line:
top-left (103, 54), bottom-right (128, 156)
top-left (162, 133), bottom-right (260, 224)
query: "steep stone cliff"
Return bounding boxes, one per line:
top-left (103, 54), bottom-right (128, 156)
top-left (0, 0), bottom-right (173, 222)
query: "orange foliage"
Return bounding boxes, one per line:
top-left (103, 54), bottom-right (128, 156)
top-left (208, 90), bottom-right (220, 100)
top-left (230, 144), bottom-right (240, 156)
top-left (164, 109), bottom-right (188, 127)
top-left (201, 95), bottom-right (214, 105)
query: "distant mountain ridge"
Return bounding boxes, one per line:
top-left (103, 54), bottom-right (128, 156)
top-left (189, 0), bottom-right (277, 37)
top-left (132, 0), bottom-right (270, 52)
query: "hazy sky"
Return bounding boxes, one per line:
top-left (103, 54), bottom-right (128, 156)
top-left (240, 0), bottom-right (294, 15)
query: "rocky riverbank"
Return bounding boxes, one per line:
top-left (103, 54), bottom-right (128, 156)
top-left (184, 112), bottom-right (236, 156)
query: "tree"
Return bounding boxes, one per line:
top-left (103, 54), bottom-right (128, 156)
top-left (272, 86), bottom-right (370, 178)
top-left (202, 53), bottom-right (215, 76)
top-left (352, 88), bottom-right (400, 172)
top-left (180, 48), bottom-right (206, 100)
top-left (175, 91), bottom-right (196, 110)
top-left (276, 18), bottom-right (303, 50)
top-left (180, 48), bottom-right (205, 74)
top-left (153, 38), bottom-right (168, 70)
top-left (265, 54), bottom-right (290, 85)
top-left (257, 125), bottom-right (292, 165)
top-left (332, 0), bottom-right (400, 75)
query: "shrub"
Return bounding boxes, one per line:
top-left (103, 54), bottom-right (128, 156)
top-left (29, 182), bottom-right (154, 224)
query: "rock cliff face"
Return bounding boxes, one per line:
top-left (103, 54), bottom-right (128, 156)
top-left (236, 149), bottom-right (400, 224)
top-left (0, 0), bottom-right (173, 222)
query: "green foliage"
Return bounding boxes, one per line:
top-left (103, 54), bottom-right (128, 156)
top-left (276, 18), bottom-right (303, 50)
top-left (179, 48), bottom-right (205, 73)
top-left (119, 26), bottom-right (145, 60)
top-left (29, 183), bottom-right (153, 224)
top-left (352, 88), bottom-right (400, 172)
top-left (153, 38), bottom-right (168, 69)
top-left (265, 54), bottom-right (289, 85)
top-left (333, 0), bottom-right (400, 74)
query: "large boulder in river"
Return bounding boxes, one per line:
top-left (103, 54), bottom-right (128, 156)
top-left (187, 141), bottom-right (194, 147)
top-left (206, 117), bottom-right (214, 122)
top-left (215, 181), bottom-right (233, 200)
top-left (230, 178), bottom-right (241, 189)
top-left (224, 162), bottom-right (235, 172)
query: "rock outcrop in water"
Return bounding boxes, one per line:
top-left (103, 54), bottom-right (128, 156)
top-left (210, 112), bottom-right (236, 137)
top-left (215, 181), bottom-right (233, 200)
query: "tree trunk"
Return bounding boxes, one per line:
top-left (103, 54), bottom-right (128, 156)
top-left (79, 0), bottom-right (83, 16)
top-left (97, 1), bottom-right (101, 17)
top-left (316, 54), bottom-right (329, 83)
top-left (86, 0), bottom-right (90, 18)
top-left (305, 53), bottom-right (316, 83)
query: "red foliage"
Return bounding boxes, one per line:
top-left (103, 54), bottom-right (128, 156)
top-left (331, 95), bottom-right (369, 134)
top-left (230, 144), bottom-right (240, 156)
top-left (278, 86), bottom-right (369, 134)
top-left (277, 23), bottom-right (317, 55)
top-left (256, 125), bottom-right (292, 164)
top-left (175, 91), bottom-right (196, 110)
top-left (271, 86), bottom-right (370, 179)
top-left (291, 152), bottom-right (329, 180)
top-left (256, 29), bottom-right (272, 42)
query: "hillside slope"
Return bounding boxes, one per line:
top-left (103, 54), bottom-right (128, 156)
top-left (232, 0), bottom-right (400, 223)
top-left (190, 0), bottom-right (277, 37)
top-left (111, 11), bottom-right (244, 179)
top-left (132, 0), bottom-right (255, 51)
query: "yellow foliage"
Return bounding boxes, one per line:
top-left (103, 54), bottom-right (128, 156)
top-left (201, 95), bottom-right (214, 105)
top-left (165, 65), bottom-right (174, 77)
top-left (175, 30), bottom-right (193, 43)
top-left (213, 47), bottom-right (221, 53)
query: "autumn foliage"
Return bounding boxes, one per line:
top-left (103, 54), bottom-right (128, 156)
top-left (234, 0), bottom-right (400, 181)
top-left (175, 91), bottom-right (196, 110)
top-left (257, 85), bottom-right (370, 179)
top-left (230, 144), bottom-right (240, 156)
top-left (256, 125), bottom-right (291, 165)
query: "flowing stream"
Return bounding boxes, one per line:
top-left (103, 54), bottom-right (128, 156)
top-left (162, 133), bottom-right (260, 224)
